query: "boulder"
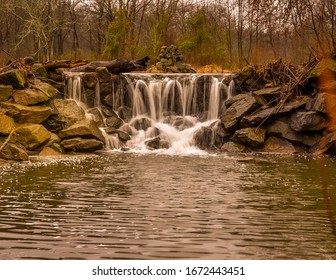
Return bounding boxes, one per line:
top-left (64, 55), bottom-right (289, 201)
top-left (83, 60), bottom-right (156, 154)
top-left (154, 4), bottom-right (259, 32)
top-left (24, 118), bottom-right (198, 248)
top-left (221, 94), bottom-right (260, 131)
top-left (289, 111), bottom-right (325, 132)
top-left (231, 127), bottom-right (266, 148)
top-left (220, 141), bottom-right (249, 153)
top-left (102, 93), bottom-right (113, 107)
top-left (61, 137), bottom-right (104, 152)
top-left (11, 124), bottom-right (51, 150)
top-left (117, 106), bottom-right (133, 121)
top-left (0, 101), bottom-right (52, 124)
top-left (267, 119), bottom-right (321, 147)
top-left (240, 99), bottom-right (307, 128)
top-left (194, 126), bottom-right (213, 149)
top-left (117, 130), bottom-right (131, 142)
top-left (58, 119), bottom-right (105, 142)
top-left (0, 85), bottom-right (14, 101)
top-left (34, 80), bottom-right (60, 98)
top-left (0, 113), bottom-right (15, 136)
top-left (33, 64), bottom-right (48, 79)
top-left (106, 113), bottom-right (123, 129)
top-left (263, 136), bottom-right (297, 154)
top-left (0, 69), bottom-right (27, 89)
top-left (145, 136), bottom-right (161, 149)
top-left (44, 99), bottom-right (86, 132)
top-left (0, 143), bottom-right (28, 161)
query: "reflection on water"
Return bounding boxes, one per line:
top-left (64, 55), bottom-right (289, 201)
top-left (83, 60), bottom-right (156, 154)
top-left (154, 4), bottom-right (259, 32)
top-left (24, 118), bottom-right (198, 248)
top-left (0, 153), bottom-right (335, 259)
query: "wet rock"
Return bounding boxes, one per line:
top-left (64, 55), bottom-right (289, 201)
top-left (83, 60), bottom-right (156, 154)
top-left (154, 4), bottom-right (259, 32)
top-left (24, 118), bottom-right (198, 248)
top-left (100, 105), bottom-right (116, 117)
top-left (263, 136), bottom-right (297, 154)
top-left (220, 141), bottom-right (249, 153)
top-left (0, 113), bottom-right (15, 136)
top-left (59, 119), bottom-right (105, 142)
top-left (106, 113), bottom-right (123, 129)
top-left (160, 139), bottom-right (171, 149)
top-left (240, 99), bottom-right (307, 128)
top-left (100, 82), bottom-right (113, 96)
top-left (221, 94), bottom-right (260, 131)
top-left (117, 130), bottom-right (131, 142)
top-left (130, 117), bottom-right (152, 131)
top-left (82, 73), bottom-right (97, 89)
top-left (83, 89), bottom-right (95, 108)
top-left (194, 126), bottom-right (213, 149)
top-left (0, 85), bottom-right (14, 102)
top-left (145, 136), bottom-right (161, 150)
top-left (0, 143), bottom-right (28, 161)
top-left (61, 137), bottom-right (104, 152)
top-left (267, 119), bottom-right (321, 147)
top-left (119, 124), bottom-right (136, 136)
top-left (0, 69), bottom-right (27, 89)
top-left (173, 117), bottom-right (196, 130)
top-left (96, 67), bottom-right (111, 83)
top-left (117, 106), bottom-right (132, 121)
top-left (45, 99), bottom-right (86, 132)
top-left (103, 93), bottom-right (113, 107)
top-left (231, 127), bottom-right (266, 148)
top-left (87, 107), bottom-right (105, 127)
top-left (12, 124), bottom-right (51, 150)
top-left (289, 111), bottom-right (325, 132)
top-left (0, 101), bottom-right (52, 124)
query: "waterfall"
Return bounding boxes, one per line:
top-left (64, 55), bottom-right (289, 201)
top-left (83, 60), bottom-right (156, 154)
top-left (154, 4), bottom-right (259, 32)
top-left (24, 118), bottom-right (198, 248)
top-left (65, 72), bottom-right (235, 154)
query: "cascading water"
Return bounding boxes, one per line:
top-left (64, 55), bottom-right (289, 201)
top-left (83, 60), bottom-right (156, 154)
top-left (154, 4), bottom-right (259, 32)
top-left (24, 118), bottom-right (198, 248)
top-left (65, 72), bottom-right (235, 155)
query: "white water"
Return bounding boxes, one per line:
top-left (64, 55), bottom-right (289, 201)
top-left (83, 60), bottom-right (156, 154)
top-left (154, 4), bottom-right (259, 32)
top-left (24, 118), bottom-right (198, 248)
top-left (65, 72), bottom-right (235, 155)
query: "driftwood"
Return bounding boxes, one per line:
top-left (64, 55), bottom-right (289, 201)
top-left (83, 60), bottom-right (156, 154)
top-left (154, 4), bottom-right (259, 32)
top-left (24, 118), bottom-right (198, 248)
top-left (69, 56), bottom-right (150, 74)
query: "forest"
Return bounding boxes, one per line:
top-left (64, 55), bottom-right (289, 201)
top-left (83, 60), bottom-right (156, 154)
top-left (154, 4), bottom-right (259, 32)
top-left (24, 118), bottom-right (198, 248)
top-left (0, 0), bottom-right (335, 68)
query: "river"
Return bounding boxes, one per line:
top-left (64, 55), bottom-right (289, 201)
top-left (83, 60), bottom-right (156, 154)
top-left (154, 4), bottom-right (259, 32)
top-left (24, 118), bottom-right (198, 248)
top-left (0, 152), bottom-right (335, 259)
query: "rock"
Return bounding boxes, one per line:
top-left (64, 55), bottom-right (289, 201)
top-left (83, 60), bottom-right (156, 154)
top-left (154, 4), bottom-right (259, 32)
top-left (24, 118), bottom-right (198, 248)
top-left (231, 127), bottom-right (266, 148)
top-left (253, 87), bottom-right (282, 98)
top-left (34, 80), bottom-right (60, 98)
top-left (263, 136), bottom-right (297, 154)
top-left (87, 107), bottom-right (105, 127)
top-left (33, 64), bottom-right (48, 79)
top-left (289, 111), bottom-right (325, 132)
top-left (100, 82), bottom-right (113, 96)
top-left (61, 137), bottom-right (104, 152)
top-left (240, 99), bottom-right (307, 127)
top-left (173, 117), bottom-right (196, 130)
top-left (160, 139), bottom-right (171, 149)
top-left (44, 99), bottom-right (86, 132)
top-left (0, 69), bottom-right (27, 89)
top-left (82, 73), bottom-right (97, 89)
top-left (221, 94), bottom-right (260, 131)
top-left (117, 106), bottom-right (132, 121)
top-left (103, 93), bottom-right (113, 107)
top-left (106, 113), bottom-right (123, 129)
top-left (224, 94), bottom-right (247, 109)
top-left (117, 130), bottom-right (131, 142)
top-left (0, 85), bottom-right (14, 101)
top-left (0, 113), bottom-right (15, 136)
top-left (59, 119), bottom-right (105, 143)
top-left (11, 124), bottom-right (51, 150)
top-left (267, 119), bottom-right (321, 147)
top-left (310, 132), bottom-right (336, 155)
top-left (0, 143), bottom-right (28, 161)
top-left (96, 67), bottom-right (111, 83)
top-left (39, 146), bottom-right (63, 156)
top-left (0, 101), bottom-right (52, 124)
top-left (12, 88), bottom-right (50, 106)
top-left (145, 136), bottom-right (160, 149)
top-left (220, 141), bottom-right (249, 153)
top-left (308, 92), bottom-right (336, 115)
top-left (23, 56), bottom-right (34, 65)
top-left (130, 116), bottom-right (152, 131)
top-left (194, 126), bottom-right (213, 149)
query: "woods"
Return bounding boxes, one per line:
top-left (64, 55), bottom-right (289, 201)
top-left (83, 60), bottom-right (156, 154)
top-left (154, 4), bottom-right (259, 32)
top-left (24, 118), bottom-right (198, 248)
top-left (0, 0), bottom-right (335, 68)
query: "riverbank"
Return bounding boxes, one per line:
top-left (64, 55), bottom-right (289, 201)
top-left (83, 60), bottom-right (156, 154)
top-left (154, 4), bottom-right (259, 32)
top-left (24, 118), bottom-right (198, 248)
top-left (0, 56), bottom-right (336, 161)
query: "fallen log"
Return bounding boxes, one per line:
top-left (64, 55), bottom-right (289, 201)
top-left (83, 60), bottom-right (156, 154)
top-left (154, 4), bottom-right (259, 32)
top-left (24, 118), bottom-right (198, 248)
top-left (69, 56), bottom-right (150, 74)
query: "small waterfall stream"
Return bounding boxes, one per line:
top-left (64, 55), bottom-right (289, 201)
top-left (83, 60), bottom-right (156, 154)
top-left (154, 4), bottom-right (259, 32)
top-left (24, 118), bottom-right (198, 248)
top-left (65, 72), bottom-right (235, 154)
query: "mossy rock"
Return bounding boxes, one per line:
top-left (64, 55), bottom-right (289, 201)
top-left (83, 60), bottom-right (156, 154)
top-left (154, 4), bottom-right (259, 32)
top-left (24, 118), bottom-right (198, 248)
top-left (0, 69), bottom-right (27, 89)
top-left (33, 64), bottom-right (48, 79)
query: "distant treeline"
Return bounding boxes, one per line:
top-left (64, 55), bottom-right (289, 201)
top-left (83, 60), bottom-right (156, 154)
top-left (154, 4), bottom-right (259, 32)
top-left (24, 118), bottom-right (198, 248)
top-left (0, 0), bottom-right (335, 67)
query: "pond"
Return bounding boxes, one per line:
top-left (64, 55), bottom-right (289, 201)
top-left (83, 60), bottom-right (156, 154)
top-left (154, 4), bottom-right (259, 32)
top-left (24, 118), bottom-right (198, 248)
top-left (0, 152), bottom-right (335, 259)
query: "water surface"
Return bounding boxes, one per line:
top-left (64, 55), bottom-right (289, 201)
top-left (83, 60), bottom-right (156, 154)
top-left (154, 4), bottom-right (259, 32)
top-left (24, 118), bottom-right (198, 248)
top-left (0, 153), bottom-right (335, 259)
